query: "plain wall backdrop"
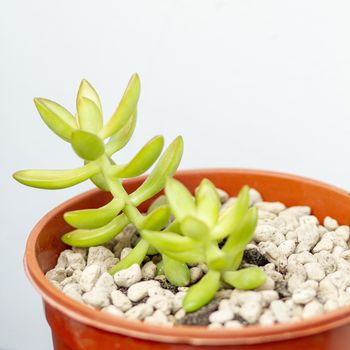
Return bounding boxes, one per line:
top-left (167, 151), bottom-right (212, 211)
top-left (1, 0), bottom-right (350, 349)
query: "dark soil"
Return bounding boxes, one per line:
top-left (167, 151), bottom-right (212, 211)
top-left (243, 248), bottom-right (269, 266)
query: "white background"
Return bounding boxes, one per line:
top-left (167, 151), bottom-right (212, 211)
top-left (2, 1), bottom-right (350, 349)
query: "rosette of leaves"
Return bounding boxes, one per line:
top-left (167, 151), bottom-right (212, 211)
top-left (13, 74), bottom-right (183, 273)
top-left (141, 178), bottom-right (266, 312)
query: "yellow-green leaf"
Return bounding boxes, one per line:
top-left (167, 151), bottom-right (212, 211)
top-left (165, 177), bottom-right (196, 221)
top-left (105, 111), bottom-right (137, 156)
top-left (180, 216), bottom-right (210, 240)
top-left (12, 163), bottom-right (98, 189)
top-left (61, 213), bottom-right (129, 247)
top-left (99, 73), bottom-right (140, 139)
top-left (141, 206), bottom-right (171, 231)
top-left (111, 135), bottom-right (164, 178)
top-left (130, 136), bottom-right (183, 206)
top-left (223, 267), bottom-right (266, 290)
top-left (71, 130), bottom-right (105, 161)
top-left (76, 79), bottom-right (102, 113)
top-left (77, 97), bottom-right (103, 133)
top-left (34, 98), bottom-right (76, 141)
top-left (64, 197), bottom-right (125, 229)
top-left (162, 254), bottom-right (190, 287)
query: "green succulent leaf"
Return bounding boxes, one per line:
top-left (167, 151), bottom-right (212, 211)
top-left (99, 73), bottom-right (140, 139)
top-left (61, 213), bottom-right (129, 247)
top-left (222, 206), bottom-right (258, 261)
top-left (195, 178), bottom-right (221, 228)
top-left (183, 270), bottom-right (221, 312)
top-left (156, 260), bottom-right (164, 275)
top-left (111, 135), bottom-right (164, 178)
top-left (205, 243), bottom-right (230, 271)
top-left (109, 239), bottom-right (149, 275)
top-left (180, 216), bottom-right (210, 240)
top-left (223, 267), bottom-right (266, 290)
top-left (71, 130), bottom-right (105, 161)
top-left (159, 248), bottom-right (205, 264)
top-left (147, 195), bottom-right (168, 214)
top-left (165, 177), bottom-right (196, 221)
top-left (105, 111), bottom-right (137, 156)
top-left (141, 206), bottom-right (171, 231)
top-left (63, 197), bottom-right (125, 229)
top-left (13, 163), bottom-right (98, 189)
top-left (77, 97), bottom-right (103, 134)
top-left (130, 136), bottom-right (184, 206)
top-left (87, 157), bottom-right (114, 191)
top-left (77, 79), bottom-right (102, 113)
top-left (34, 98), bottom-right (76, 142)
top-left (141, 230), bottom-right (198, 252)
top-left (162, 254), bottom-right (190, 287)
top-left (213, 185), bottom-right (250, 240)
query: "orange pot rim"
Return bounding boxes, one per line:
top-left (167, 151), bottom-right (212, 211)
top-left (24, 168), bottom-right (350, 346)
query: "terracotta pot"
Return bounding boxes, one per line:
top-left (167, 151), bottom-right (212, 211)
top-left (25, 169), bottom-right (350, 350)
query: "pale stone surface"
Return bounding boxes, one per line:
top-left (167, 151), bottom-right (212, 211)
top-left (113, 264), bottom-right (142, 288)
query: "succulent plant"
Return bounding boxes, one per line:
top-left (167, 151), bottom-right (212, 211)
top-left (141, 178), bottom-right (266, 312)
top-left (13, 74), bottom-right (183, 273)
top-left (13, 74), bottom-right (265, 313)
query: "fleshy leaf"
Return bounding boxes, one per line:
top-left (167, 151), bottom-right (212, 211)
top-left (71, 130), bottom-right (105, 161)
top-left (105, 111), bottom-right (137, 156)
top-left (141, 206), bottom-right (171, 231)
top-left (130, 136), bottom-right (183, 206)
top-left (99, 74), bottom-right (140, 139)
top-left (195, 179), bottom-right (221, 227)
top-left (147, 195), bottom-right (168, 214)
top-left (77, 97), bottom-right (103, 133)
top-left (159, 249), bottom-right (205, 264)
top-left (34, 98), bottom-right (76, 141)
top-left (109, 239), bottom-right (149, 274)
top-left (222, 207), bottom-right (258, 258)
top-left (76, 79), bottom-right (102, 113)
top-left (61, 213), bottom-right (129, 247)
top-left (64, 197), bottom-right (125, 229)
top-left (223, 267), bottom-right (266, 290)
top-left (180, 216), bottom-right (210, 240)
top-left (213, 185), bottom-right (250, 240)
top-left (141, 230), bottom-right (198, 252)
top-left (162, 254), bottom-right (190, 287)
top-left (165, 177), bottom-right (196, 221)
top-left (183, 270), bottom-right (221, 312)
top-left (13, 163), bottom-right (98, 189)
top-left (205, 244), bottom-right (230, 271)
top-left (110, 135), bottom-right (164, 178)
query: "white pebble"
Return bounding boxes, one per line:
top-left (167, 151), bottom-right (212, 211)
top-left (147, 295), bottom-right (172, 314)
top-left (304, 262), bottom-right (325, 281)
top-left (82, 288), bottom-right (110, 308)
top-left (111, 290), bottom-right (132, 311)
top-left (125, 303), bottom-right (153, 320)
top-left (190, 267), bottom-right (203, 283)
top-left (239, 302), bottom-right (262, 324)
top-left (120, 247), bottom-right (132, 260)
top-left (87, 246), bottom-right (114, 266)
top-left (255, 202), bottom-right (286, 214)
top-left (259, 309), bottom-right (275, 326)
top-left (280, 206), bottom-right (311, 219)
top-left (114, 264), bottom-right (142, 288)
top-left (336, 226), bottom-right (350, 241)
top-left (80, 264), bottom-right (101, 292)
top-left (302, 300), bottom-right (323, 319)
top-left (249, 188), bottom-right (262, 205)
top-left (270, 300), bottom-right (290, 323)
top-left (209, 309), bottom-right (234, 324)
top-left (141, 261), bottom-right (157, 280)
top-left (224, 320), bottom-right (243, 328)
top-left (324, 216), bottom-right (339, 231)
top-left (278, 240), bottom-right (296, 257)
top-left (127, 280), bottom-right (160, 302)
top-left (62, 283), bottom-right (83, 302)
top-left (292, 288), bottom-right (316, 304)
top-left (101, 305), bottom-right (124, 317)
top-left (144, 310), bottom-right (171, 325)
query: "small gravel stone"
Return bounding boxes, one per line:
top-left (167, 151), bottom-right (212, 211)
top-left (101, 305), bottom-right (124, 317)
top-left (147, 295), bottom-right (173, 314)
top-left (304, 262), bottom-right (325, 281)
top-left (46, 268), bottom-right (67, 283)
top-left (209, 309), bottom-right (234, 324)
top-left (302, 300), bottom-right (324, 319)
top-left (79, 264), bottom-right (101, 292)
top-left (141, 261), bottom-right (157, 280)
top-left (224, 320), bottom-right (243, 328)
top-left (87, 246), bottom-right (115, 266)
top-left (145, 310), bottom-right (172, 325)
top-left (125, 303), bottom-right (153, 320)
top-left (324, 216), bottom-right (339, 231)
top-left (279, 206), bottom-right (311, 219)
top-left (292, 288), bottom-right (316, 304)
top-left (249, 188), bottom-right (262, 205)
top-left (270, 300), bottom-right (290, 323)
top-left (239, 302), bottom-right (262, 324)
top-left (114, 264), bottom-right (142, 288)
top-left (255, 201), bottom-right (286, 214)
top-left (120, 247), bottom-right (132, 260)
top-left (216, 188), bottom-right (229, 203)
top-left (259, 309), bottom-right (275, 326)
top-left (111, 290), bottom-right (132, 311)
top-left (190, 267), bottom-right (203, 283)
top-left (127, 280), bottom-right (160, 302)
top-left (336, 226), bottom-right (350, 241)
top-left (82, 287), bottom-right (110, 308)
top-left (62, 283), bottom-right (83, 302)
